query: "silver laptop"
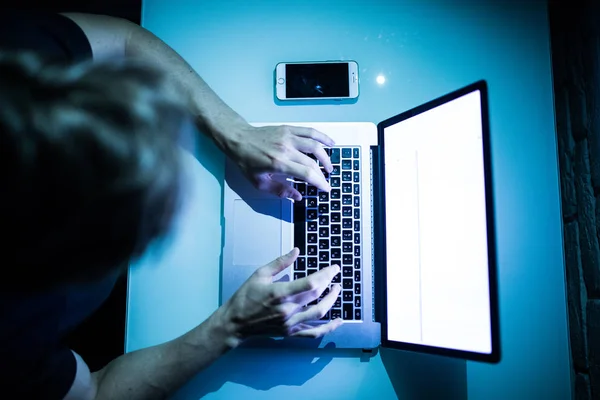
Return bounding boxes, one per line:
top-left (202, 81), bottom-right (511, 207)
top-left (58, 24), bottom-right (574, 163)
top-left (221, 81), bottom-right (500, 363)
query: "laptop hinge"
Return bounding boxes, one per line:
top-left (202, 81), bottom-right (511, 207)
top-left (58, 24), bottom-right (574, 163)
top-left (370, 145), bottom-right (384, 324)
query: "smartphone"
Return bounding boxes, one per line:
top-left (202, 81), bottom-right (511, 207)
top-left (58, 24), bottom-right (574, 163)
top-left (275, 61), bottom-right (359, 101)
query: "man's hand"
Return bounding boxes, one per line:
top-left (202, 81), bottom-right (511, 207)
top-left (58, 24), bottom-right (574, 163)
top-left (226, 125), bottom-right (335, 201)
top-left (220, 248), bottom-right (342, 346)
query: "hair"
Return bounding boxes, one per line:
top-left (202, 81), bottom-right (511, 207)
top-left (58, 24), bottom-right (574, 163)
top-left (0, 51), bottom-right (189, 292)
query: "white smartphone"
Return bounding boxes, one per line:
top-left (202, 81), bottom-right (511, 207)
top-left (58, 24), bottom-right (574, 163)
top-left (275, 60), bottom-right (359, 101)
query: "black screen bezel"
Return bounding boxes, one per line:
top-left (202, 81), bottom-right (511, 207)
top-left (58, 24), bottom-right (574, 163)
top-left (375, 80), bottom-right (500, 363)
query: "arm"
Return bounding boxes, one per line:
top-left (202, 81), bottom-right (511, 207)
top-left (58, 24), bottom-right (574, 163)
top-left (65, 307), bottom-right (235, 400)
top-left (64, 249), bottom-right (341, 400)
top-left (62, 13), bottom-right (334, 199)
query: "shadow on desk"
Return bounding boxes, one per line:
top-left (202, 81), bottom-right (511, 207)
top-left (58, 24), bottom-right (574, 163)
top-left (381, 348), bottom-right (467, 400)
top-left (172, 337), bottom-right (373, 398)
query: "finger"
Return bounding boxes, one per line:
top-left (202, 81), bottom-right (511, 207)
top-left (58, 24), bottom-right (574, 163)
top-left (276, 160), bottom-right (330, 193)
top-left (288, 153), bottom-right (331, 192)
top-left (258, 248), bottom-right (299, 277)
top-left (257, 175), bottom-right (302, 201)
top-left (286, 284), bottom-right (341, 326)
top-left (287, 126), bottom-right (335, 147)
top-left (293, 137), bottom-right (333, 173)
top-left (276, 264), bottom-right (340, 298)
top-left (291, 318), bottom-right (344, 338)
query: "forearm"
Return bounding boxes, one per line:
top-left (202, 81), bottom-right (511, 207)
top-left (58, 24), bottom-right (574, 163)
top-left (62, 13), bottom-right (247, 154)
top-left (92, 307), bottom-right (235, 400)
top-left (124, 26), bottom-right (247, 152)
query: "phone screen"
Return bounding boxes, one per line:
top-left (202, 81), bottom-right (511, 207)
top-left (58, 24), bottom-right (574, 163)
top-left (285, 63), bottom-right (349, 98)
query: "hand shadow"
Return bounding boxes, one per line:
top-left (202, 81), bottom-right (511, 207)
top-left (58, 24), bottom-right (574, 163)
top-left (381, 347), bottom-right (467, 400)
top-left (171, 337), bottom-right (337, 399)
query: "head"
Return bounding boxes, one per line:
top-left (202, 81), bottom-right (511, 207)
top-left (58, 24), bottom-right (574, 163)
top-left (0, 52), bottom-right (189, 292)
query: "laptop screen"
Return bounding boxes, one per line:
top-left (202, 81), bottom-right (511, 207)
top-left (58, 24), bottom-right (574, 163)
top-left (379, 84), bottom-right (497, 359)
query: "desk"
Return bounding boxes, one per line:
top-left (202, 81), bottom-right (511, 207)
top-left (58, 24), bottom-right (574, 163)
top-left (126, 1), bottom-right (571, 398)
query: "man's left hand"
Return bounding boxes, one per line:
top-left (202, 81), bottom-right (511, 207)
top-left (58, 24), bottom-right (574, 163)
top-left (226, 124), bottom-right (335, 200)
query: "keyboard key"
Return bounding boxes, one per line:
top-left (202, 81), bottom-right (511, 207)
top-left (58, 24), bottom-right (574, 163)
top-left (331, 212), bottom-right (341, 223)
top-left (354, 209), bottom-right (360, 219)
top-left (295, 257), bottom-right (306, 271)
top-left (343, 267), bottom-right (353, 277)
top-left (343, 231), bottom-right (352, 241)
top-left (308, 233), bottom-right (318, 243)
top-left (353, 160), bottom-right (360, 170)
top-left (355, 296), bottom-right (361, 307)
top-left (297, 183), bottom-right (307, 195)
top-left (332, 273), bottom-right (341, 283)
top-left (354, 196), bottom-right (360, 207)
top-left (354, 283), bottom-right (361, 295)
top-left (342, 195), bottom-right (352, 205)
top-left (319, 215), bottom-right (329, 225)
top-left (332, 236), bottom-right (341, 247)
top-left (294, 272), bottom-right (306, 280)
top-left (319, 239), bottom-right (329, 249)
top-left (342, 183), bottom-right (352, 193)
top-left (331, 189), bottom-right (341, 199)
top-left (354, 309), bottom-right (361, 320)
top-left (354, 184), bottom-right (360, 195)
top-left (308, 221), bottom-right (317, 231)
top-left (331, 148), bottom-right (340, 163)
top-left (353, 148), bottom-right (360, 158)
top-left (343, 279), bottom-right (353, 289)
top-left (342, 207), bottom-right (352, 217)
top-left (342, 148), bottom-right (352, 158)
top-left (319, 252), bottom-right (329, 262)
top-left (354, 270), bottom-right (361, 281)
top-left (343, 254), bottom-right (353, 265)
top-left (307, 198), bottom-right (317, 207)
top-left (307, 209), bottom-right (317, 220)
top-left (331, 177), bottom-right (341, 187)
top-left (308, 258), bottom-right (317, 268)
top-left (319, 192), bottom-right (329, 202)
top-left (319, 263), bottom-right (329, 270)
top-left (353, 172), bottom-right (360, 183)
top-left (332, 248), bottom-right (341, 259)
top-left (354, 233), bottom-right (360, 244)
top-left (354, 246), bottom-right (360, 257)
top-left (318, 204), bottom-right (329, 214)
top-left (354, 220), bottom-right (360, 231)
top-left (307, 245), bottom-right (317, 255)
top-left (343, 303), bottom-right (353, 319)
top-left (334, 297), bottom-right (341, 308)
top-left (331, 224), bottom-right (341, 235)
top-left (342, 159), bottom-right (352, 170)
top-left (307, 186), bottom-right (318, 196)
top-left (308, 268), bottom-right (317, 275)
top-left (319, 227), bottom-right (329, 237)
top-left (342, 171), bottom-right (352, 181)
top-left (342, 218), bottom-right (352, 229)
top-left (343, 242), bottom-right (352, 253)
top-left (343, 291), bottom-right (353, 301)
top-left (331, 309), bottom-right (342, 319)
top-left (331, 200), bottom-right (341, 210)
top-left (354, 258), bottom-right (361, 269)
top-left (331, 165), bottom-right (340, 176)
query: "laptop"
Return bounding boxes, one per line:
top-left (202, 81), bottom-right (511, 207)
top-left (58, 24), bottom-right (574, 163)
top-left (221, 80), bottom-right (500, 363)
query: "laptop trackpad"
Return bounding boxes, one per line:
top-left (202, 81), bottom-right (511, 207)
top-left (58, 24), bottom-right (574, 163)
top-left (233, 199), bottom-right (282, 266)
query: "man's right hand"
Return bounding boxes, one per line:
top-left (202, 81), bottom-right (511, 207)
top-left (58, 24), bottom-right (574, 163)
top-left (219, 248), bottom-right (342, 346)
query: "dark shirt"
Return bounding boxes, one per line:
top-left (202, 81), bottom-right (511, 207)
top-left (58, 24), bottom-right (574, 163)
top-left (0, 11), bottom-right (119, 399)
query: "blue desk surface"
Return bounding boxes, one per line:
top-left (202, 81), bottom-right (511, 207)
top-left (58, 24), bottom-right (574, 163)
top-left (127, 1), bottom-right (571, 398)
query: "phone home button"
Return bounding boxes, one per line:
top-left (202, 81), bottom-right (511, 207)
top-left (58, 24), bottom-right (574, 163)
top-left (277, 78), bottom-right (285, 85)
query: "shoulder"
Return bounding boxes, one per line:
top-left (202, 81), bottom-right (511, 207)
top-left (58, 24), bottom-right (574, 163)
top-left (0, 10), bottom-right (92, 62)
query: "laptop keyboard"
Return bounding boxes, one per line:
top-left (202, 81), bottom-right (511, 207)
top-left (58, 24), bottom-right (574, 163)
top-left (293, 147), bottom-right (362, 321)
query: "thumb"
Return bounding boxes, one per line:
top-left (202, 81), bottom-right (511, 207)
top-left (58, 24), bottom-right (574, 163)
top-left (260, 248), bottom-right (299, 277)
top-left (257, 175), bottom-right (302, 201)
